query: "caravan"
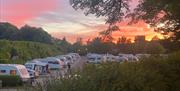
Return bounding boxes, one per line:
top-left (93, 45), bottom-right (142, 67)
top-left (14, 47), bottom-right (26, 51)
top-left (41, 57), bottom-right (64, 70)
top-left (25, 59), bottom-right (49, 77)
top-left (87, 54), bottom-right (103, 63)
top-left (0, 64), bottom-right (30, 82)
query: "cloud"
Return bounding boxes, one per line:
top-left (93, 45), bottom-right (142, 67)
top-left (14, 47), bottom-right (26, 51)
top-left (0, 0), bottom-right (59, 27)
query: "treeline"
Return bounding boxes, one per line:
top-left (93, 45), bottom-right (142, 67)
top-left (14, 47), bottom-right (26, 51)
top-left (71, 37), bottom-right (179, 55)
top-left (46, 51), bottom-right (180, 91)
top-left (0, 40), bottom-right (62, 64)
top-left (0, 22), bottom-right (52, 44)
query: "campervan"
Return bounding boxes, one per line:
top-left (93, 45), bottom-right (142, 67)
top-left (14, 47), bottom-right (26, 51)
top-left (0, 64), bottom-right (30, 82)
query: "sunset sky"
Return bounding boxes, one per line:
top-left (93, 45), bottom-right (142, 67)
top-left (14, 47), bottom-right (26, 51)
top-left (0, 0), bottom-right (163, 43)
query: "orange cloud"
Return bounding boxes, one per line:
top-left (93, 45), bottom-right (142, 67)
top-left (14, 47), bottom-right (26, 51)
top-left (51, 21), bottom-right (163, 43)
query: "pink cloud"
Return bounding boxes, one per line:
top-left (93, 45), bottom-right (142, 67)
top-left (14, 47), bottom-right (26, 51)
top-left (1, 0), bottom-right (59, 27)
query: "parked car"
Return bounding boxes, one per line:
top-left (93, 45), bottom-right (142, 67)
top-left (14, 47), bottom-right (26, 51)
top-left (0, 64), bottom-right (30, 82)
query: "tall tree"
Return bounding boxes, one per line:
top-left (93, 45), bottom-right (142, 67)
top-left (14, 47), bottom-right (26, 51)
top-left (70, 0), bottom-right (131, 25)
top-left (129, 0), bottom-right (180, 41)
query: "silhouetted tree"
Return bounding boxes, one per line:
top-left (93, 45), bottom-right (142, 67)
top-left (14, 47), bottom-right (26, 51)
top-left (129, 0), bottom-right (180, 42)
top-left (0, 22), bottom-right (18, 40)
top-left (18, 25), bottom-right (52, 44)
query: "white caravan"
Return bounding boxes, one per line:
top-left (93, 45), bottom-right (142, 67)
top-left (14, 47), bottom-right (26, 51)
top-left (25, 59), bottom-right (49, 77)
top-left (41, 57), bottom-right (64, 70)
top-left (102, 54), bottom-right (116, 62)
top-left (87, 54), bottom-right (103, 63)
top-left (115, 56), bottom-right (128, 62)
top-left (0, 64), bottom-right (30, 82)
top-left (118, 54), bottom-right (139, 62)
top-left (68, 53), bottom-right (81, 61)
top-left (55, 56), bottom-right (68, 68)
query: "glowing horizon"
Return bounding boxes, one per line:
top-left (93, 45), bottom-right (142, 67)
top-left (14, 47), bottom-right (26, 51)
top-left (0, 0), bottom-right (163, 43)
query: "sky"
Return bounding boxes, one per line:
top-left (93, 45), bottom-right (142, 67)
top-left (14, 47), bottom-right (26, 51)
top-left (0, 0), bottom-right (163, 43)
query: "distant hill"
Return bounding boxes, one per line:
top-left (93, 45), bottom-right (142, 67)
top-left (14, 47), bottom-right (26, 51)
top-left (0, 40), bottom-right (62, 64)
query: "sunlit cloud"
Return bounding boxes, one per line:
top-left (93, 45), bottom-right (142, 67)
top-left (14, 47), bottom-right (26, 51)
top-left (0, 0), bottom-right (59, 26)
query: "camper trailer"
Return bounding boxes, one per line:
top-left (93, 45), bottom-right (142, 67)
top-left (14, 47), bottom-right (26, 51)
top-left (0, 64), bottom-right (30, 82)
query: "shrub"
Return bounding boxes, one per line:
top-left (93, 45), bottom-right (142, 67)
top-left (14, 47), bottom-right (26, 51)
top-left (0, 75), bottom-right (23, 87)
top-left (45, 51), bottom-right (180, 91)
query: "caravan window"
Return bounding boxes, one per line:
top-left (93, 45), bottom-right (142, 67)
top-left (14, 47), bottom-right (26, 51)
top-left (48, 61), bottom-right (59, 64)
top-left (10, 70), bottom-right (17, 75)
top-left (88, 58), bottom-right (95, 60)
top-left (0, 70), bottom-right (6, 73)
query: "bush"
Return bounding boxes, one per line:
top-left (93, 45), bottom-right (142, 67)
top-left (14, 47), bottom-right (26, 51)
top-left (45, 51), bottom-right (180, 91)
top-left (0, 40), bottom-right (62, 64)
top-left (0, 75), bottom-right (23, 87)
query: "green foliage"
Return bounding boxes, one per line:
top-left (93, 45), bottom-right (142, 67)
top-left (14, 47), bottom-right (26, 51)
top-left (18, 25), bottom-right (52, 44)
top-left (0, 40), bottom-right (62, 64)
top-left (129, 0), bottom-right (180, 42)
top-left (0, 75), bottom-right (23, 87)
top-left (0, 22), bottom-right (53, 44)
top-left (87, 37), bottom-right (115, 54)
top-left (46, 52), bottom-right (180, 91)
top-left (0, 22), bottom-right (18, 40)
top-left (55, 37), bottom-right (72, 53)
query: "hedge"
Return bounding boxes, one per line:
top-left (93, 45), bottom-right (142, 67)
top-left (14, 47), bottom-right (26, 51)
top-left (0, 75), bottom-right (23, 87)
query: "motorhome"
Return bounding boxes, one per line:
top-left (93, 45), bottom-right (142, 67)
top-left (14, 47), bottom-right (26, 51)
top-left (0, 64), bottom-right (30, 82)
